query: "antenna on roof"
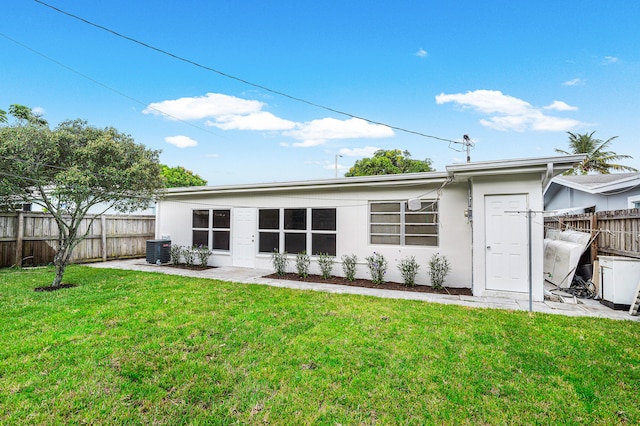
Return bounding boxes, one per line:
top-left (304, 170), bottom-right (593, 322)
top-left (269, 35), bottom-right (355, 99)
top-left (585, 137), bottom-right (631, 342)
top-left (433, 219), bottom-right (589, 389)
top-left (448, 135), bottom-right (475, 162)
top-left (463, 135), bottom-right (472, 163)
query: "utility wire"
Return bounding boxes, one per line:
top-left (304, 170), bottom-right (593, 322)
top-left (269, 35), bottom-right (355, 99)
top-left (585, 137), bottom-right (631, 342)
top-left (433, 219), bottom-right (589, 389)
top-left (0, 31), bottom-right (231, 141)
top-left (33, 0), bottom-right (459, 144)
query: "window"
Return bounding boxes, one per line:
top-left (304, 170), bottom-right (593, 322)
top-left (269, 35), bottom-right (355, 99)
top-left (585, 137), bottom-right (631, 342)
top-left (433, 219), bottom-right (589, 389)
top-left (192, 210), bottom-right (209, 247)
top-left (258, 208), bottom-right (337, 255)
top-left (192, 209), bottom-right (231, 250)
top-left (259, 209), bottom-right (280, 253)
top-left (211, 210), bottom-right (231, 250)
top-left (370, 201), bottom-right (438, 246)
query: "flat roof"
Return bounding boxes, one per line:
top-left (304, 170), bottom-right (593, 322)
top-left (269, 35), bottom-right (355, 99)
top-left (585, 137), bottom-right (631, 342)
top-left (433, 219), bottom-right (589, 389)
top-left (165, 155), bottom-right (586, 198)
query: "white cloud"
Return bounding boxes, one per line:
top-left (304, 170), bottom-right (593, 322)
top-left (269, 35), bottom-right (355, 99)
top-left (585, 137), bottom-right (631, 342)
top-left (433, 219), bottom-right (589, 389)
top-left (284, 118), bottom-right (394, 147)
top-left (165, 135), bottom-right (198, 148)
top-left (205, 153), bottom-right (220, 158)
top-left (146, 93), bottom-right (395, 148)
top-left (416, 48), bottom-right (428, 57)
top-left (436, 89), bottom-right (584, 132)
top-left (206, 111), bottom-right (295, 131)
top-left (602, 56), bottom-right (619, 65)
top-left (544, 100), bottom-right (578, 111)
top-left (32, 106), bottom-right (46, 116)
top-left (562, 78), bottom-right (585, 86)
top-left (436, 90), bottom-right (532, 115)
top-left (339, 146), bottom-right (380, 157)
top-left (144, 93), bottom-right (262, 120)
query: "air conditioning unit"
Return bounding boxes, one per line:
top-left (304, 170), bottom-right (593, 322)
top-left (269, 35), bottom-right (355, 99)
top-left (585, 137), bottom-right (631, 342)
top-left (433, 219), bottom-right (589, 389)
top-left (146, 239), bottom-right (171, 264)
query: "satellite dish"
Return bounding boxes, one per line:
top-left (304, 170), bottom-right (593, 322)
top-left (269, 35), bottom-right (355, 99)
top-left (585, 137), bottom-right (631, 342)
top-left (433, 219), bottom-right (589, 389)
top-left (407, 198), bottom-right (422, 211)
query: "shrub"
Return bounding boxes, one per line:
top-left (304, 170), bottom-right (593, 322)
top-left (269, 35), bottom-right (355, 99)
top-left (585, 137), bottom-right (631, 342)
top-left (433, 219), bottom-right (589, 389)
top-left (170, 244), bottom-right (182, 265)
top-left (317, 253), bottom-right (335, 279)
top-left (341, 254), bottom-right (358, 281)
top-left (366, 252), bottom-right (388, 285)
top-left (183, 247), bottom-right (195, 268)
top-left (196, 245), bottom-right (212, 268)
top-left (429, 253), bottom-right (451, 289)
top-left (271, 250), bottom-right (288, 276)
top-left (398, 256), bottom-right (420, 286)
top-left (295, 251), bottom-right (311, 278)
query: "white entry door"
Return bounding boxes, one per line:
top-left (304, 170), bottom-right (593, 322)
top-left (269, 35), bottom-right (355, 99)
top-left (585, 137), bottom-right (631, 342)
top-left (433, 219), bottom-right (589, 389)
top-left (232, 208), bottom-right (256, 268)
top-left (485, 194), bottom-right (528, 293)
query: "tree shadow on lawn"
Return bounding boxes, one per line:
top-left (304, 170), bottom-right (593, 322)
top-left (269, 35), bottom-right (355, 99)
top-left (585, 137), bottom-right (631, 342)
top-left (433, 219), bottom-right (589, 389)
top-left (34, 283), bottom-right (78, 292)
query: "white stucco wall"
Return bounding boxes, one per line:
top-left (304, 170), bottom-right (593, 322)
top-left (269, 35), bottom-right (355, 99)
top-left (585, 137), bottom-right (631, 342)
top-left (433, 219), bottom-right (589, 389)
top-left (155, 180), bottom-right (473, 287)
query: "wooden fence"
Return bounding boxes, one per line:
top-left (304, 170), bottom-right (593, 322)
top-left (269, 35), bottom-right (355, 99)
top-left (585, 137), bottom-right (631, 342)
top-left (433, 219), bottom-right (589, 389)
top-left (544, 208), bottom-right (640, 261)
top-left (0, 212), bottom-right (156, 267)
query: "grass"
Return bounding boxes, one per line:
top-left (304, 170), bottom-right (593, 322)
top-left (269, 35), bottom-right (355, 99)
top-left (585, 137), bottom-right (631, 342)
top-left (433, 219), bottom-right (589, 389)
top-left (1, 266), bottom-right (639, 425)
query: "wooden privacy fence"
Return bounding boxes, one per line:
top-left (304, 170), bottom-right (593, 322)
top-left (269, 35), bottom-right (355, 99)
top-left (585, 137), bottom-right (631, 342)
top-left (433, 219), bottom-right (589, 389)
top-left (0, 212), bottom-right (156, 267)
top-left (544, 208), bottom-right (640, 261)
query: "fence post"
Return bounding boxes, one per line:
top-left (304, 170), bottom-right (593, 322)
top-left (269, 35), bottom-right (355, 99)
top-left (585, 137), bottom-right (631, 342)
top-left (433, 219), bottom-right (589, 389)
top-left (15, 211), bottom-right (24, 267)
top-left (589, 213), bottom-right (598, 263)
top-left (101, 215), bottom-right (107, 262)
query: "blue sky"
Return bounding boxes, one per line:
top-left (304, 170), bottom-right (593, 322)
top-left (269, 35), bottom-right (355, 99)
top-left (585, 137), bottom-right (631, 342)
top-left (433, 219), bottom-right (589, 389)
top-left (2, 0), bottom-right (639, 185)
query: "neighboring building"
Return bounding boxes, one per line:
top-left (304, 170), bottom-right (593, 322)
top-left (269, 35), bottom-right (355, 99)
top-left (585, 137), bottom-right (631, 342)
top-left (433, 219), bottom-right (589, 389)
top-left (156, 155), bottom-right (583, 301)
top-left (544, 173), bottom-right (640, 214)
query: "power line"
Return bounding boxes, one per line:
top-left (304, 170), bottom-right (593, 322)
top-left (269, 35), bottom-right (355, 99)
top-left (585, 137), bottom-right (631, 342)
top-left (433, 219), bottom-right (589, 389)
top-left (33, 0), bottom-right (459, 144)
top-left (0, 31), bottom-right (231, 142)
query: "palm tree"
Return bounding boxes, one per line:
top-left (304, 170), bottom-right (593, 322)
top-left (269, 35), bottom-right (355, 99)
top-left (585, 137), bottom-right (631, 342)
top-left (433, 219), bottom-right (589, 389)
top-left (555, 131), bottom-right (638, 175)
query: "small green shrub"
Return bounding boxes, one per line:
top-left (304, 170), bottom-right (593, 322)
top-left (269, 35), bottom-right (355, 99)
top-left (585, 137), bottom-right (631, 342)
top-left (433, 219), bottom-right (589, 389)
top-left (183, 247), bottom-right (195, 267)
top-left (398, 255), bottom-right (420, 286)
top-left (341, 254), bottom-right (358, 281)
top-left (317, 253), bottom-right (335, 279)
top-left (271, 250), bottom-right (289, 276)
top-left (170, 244), bottom-right (183, 265)
top-left (366, 252), bottom-right (388, 285)
top-left (295, 251), bottom-right (310, 278)
top-left (196, 245), bottom-right (212, 268)
top-left (429, 253), bottom-right (450, 289)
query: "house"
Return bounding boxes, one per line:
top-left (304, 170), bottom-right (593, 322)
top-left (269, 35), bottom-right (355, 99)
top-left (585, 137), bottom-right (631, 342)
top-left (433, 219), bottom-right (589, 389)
top-left (544, 173), bottom-right (640, 214)
top-left (155, 155), bottom-right (583, 301)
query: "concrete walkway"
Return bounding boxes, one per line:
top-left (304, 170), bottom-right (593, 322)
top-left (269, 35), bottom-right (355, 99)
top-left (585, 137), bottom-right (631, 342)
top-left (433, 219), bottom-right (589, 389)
top-left (87, 259), bottom-right (639, 322)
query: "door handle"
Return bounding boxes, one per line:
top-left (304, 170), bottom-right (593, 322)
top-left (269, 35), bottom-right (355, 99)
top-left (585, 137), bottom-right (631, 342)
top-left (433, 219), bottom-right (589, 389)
top-left (486, 246), bottom-right (491, 250)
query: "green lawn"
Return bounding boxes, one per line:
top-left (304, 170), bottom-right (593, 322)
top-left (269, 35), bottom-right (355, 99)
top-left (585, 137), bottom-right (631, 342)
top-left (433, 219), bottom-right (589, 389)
top-left (1, 266), bottom-right (638, 425)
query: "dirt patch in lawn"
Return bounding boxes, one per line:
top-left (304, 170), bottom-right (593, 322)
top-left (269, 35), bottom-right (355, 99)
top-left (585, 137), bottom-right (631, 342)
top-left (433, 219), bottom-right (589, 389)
top-left (263, 273), bottom-right (472, 295)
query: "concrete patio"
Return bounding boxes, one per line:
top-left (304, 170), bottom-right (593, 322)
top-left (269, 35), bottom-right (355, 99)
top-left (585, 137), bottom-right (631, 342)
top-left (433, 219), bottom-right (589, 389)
top-left (87, 259), bottom-right (639, 322)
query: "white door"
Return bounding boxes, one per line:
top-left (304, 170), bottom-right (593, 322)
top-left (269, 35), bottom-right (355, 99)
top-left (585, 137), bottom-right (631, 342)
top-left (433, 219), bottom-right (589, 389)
top-left (232, 208), bottom-right (256, 268)
top-left (485, 194), bottom-right (528, 293)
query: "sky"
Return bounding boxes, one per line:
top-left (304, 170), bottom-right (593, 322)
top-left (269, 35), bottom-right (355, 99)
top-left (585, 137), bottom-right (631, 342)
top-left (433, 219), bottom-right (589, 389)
top-left (2, 0), bottom-right (639, 185)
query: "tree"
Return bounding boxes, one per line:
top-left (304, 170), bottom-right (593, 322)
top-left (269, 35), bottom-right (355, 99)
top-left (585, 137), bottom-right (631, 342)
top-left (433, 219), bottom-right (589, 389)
top-left (555, 131), bottom-right (638, 175)
top-left (345, 149), bottom-right (434, 177)
top-left (1, 104), bottom-right (48, 127)
top-left (161, 165), bottom-right (207, 187)
top-left (0, 107), bottom-right (165, 288)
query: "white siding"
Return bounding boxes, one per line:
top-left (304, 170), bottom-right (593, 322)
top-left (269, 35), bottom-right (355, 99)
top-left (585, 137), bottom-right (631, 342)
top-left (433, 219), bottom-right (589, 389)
top-left (156, 181), bottom-right (473, 287)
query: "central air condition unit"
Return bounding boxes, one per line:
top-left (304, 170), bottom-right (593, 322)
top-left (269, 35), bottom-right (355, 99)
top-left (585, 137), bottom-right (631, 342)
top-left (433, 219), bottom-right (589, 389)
top-left (146, 239), bottom-right (171, 264)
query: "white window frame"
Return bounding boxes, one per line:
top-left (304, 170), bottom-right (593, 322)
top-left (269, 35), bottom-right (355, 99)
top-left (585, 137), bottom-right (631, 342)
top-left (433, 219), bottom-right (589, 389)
top-left (628, 195), bottom-right (640, 209)
top-left (191, 209), bottom-right (231, 251)
top-left (369, 200), bottom-right (439, 246)
top-left (258, 207), bottom-right (337, 255)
